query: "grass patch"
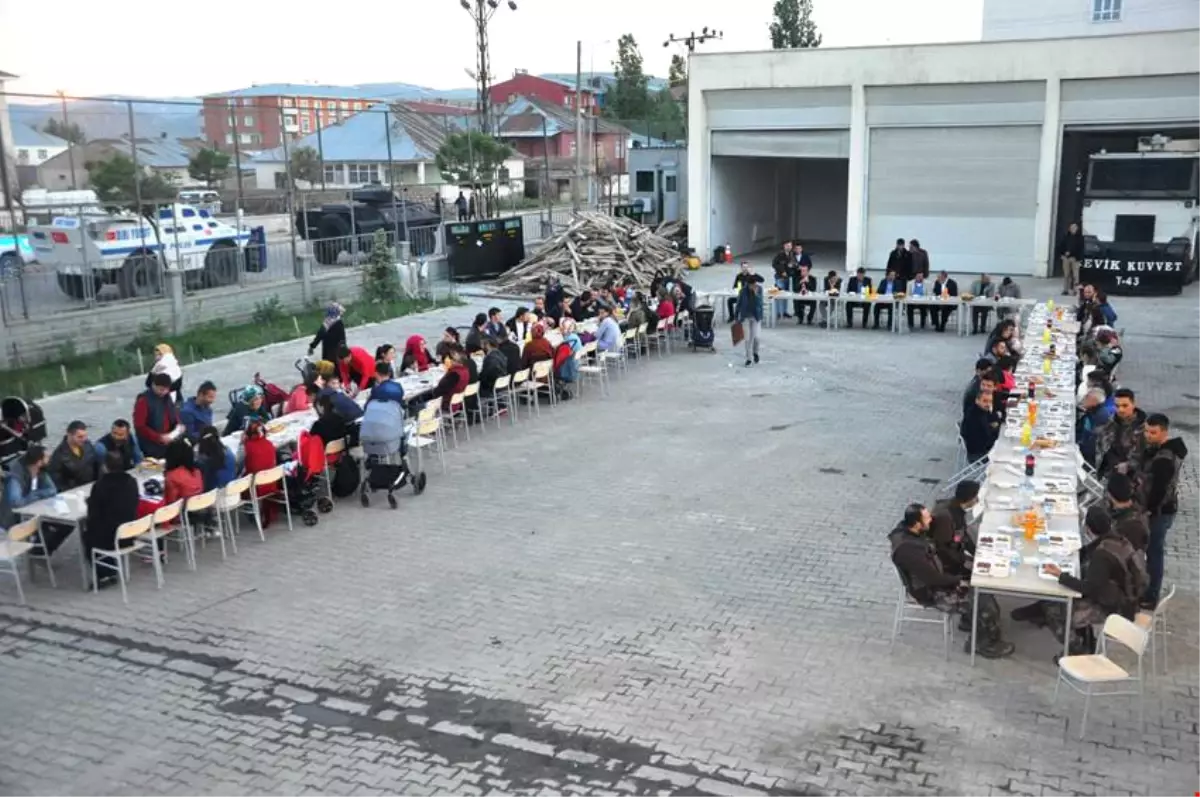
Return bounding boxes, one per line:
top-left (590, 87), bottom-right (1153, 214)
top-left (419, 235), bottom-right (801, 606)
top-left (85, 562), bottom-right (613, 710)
top-left (3, 295), bottom-right (461, 399)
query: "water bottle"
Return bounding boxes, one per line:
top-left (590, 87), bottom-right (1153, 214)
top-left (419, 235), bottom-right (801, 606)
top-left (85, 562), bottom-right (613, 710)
top-left (1020, 453), bottom-right (1036, 511)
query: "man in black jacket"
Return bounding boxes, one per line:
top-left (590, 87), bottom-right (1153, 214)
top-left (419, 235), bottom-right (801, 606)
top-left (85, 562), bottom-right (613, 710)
top-left (770, 241), bottom-right (794, 320)
top-left (1057, 222), bottom-right (1084, 296)
top-left (791, 262), bottom-right (818, 325)
top-left (498, 337), bottom-right (522, 375)
top-left (960, 391), bottom-right (1000, 463)
top-left (962, 359), bottom-right (997, 420)
top-left (845, 267), bottom-right (872, 329)
top-left (48, 420), bottom-right (99, 491)
top-left (1136, 414), bottom-right (1188, 607)
top-left (479, 337), bottom-right (509, 395)
top-left (929, 481), bottom-right (980, 577)
top-left (888, 503), bottom-right (1012, 658)
top-left (84, 450), bottom-right (141, 590)
top-left (886, 238), bottom-right (912, 281)
top-left (931, 270), bottom-right (959, 333)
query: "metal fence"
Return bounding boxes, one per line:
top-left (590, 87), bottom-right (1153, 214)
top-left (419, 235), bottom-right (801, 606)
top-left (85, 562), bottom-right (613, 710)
top-left (0, 91), bottom-right (649, 321)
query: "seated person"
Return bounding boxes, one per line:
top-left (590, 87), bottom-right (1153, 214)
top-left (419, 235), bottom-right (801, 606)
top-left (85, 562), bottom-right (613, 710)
top-left (241, 421), bottom-right (282, 525)
top-left (905, 272), bottom-right (929, 330)
top-left (94, 419), bottom-right (144, 472)
top-left (1105, 473), bottom-right (1148, 552)
top-left (401, 335), bottom-right (434, 373)
top-left (656, 290), bottom-right (676, 322)
top-left (570, 291), bottom-right (596, 321)
top-left (319, 376), bottom-right (364, 423)
top-left (0, 447), bottom-right (69, 557)
top-left (163, 438), bottom-right (204, 506)
top-left (1012, 506), bottom-right (1145, 656)
top-left (873, 268), bottom-right (902, 330)
top-left (1076, 370), bottom-right (1114, 466)
top-left (818, 271), bottom-right (841, 327)
top-left (931, 270), bottom-right (958, 332)
top-left (554, 319), bottom-right (582, 400)
top-left (49, 420), bottom-right (99, 490)
top-left (845, 268), bottom-right (872, 329)
top-left (310, 395), bottom-right (349, 447)
top-left (336, 344), bottom-right (376, 396)
top-left (484, 307), bottom-right (507, 340)
top-left (479, 337), bottom-right (510, 397)
top-left (464, 315), bottom-right (488, 355)
top-left (969, 273), bottom-right (995, 334)
top-left (179, 382), bottom-right (217, 441)
top-left (930, 480), bottom-right (980, 578)
top-left (506, 308), bottom-right (534, 343)
top-left (962, 359), bottom-right (996, 420)
top-left (889, 503), bottom-right (1012, 658)
top-left (283, 379), bottom-right (312, 415)
top-left (429, 352), bottom-right (471, 413)
top-left (791, 264), bottom-right (818, 325)
top-left (594, 305), bottom-right (622, 353)
top-left (224, 385), bottom-right (273, 436)
top-left (499, 336), bottom-right (522, 375)
top-left (521, 323), bottom-right (555, 370)
top-left (367, 362), bottom-right (405, 405)
top-left (84, 450), bottom-right (141, 590)
top-left (375, 344), bottom-right (400, 380)
top-left (960, 391), bottom-right (1000, 463)
top-left (626, 293), bottom-right (650, 332)
top-left (197, 426), bottom-right (236, 492)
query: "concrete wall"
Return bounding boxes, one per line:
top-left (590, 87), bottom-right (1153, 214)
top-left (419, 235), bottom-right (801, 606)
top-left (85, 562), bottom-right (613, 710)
top-left (688, 29), bottom-right (1200, 276)
top-left (982, 0), bottom-right (1199, 41)
top-left (710, 156), bottom-right (778, 255)
top-left (792, 159), bottom-right (848, 243)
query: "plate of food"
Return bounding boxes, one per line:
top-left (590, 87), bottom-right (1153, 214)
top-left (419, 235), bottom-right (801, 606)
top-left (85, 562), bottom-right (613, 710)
top-left (1038, 560), bottom-right (1075, 580)
top-left (141, 459), bottom-right (163, 471)
top-left (974, 555), bottom-right (1011, 578)
top-left (266, 422), bottom-right (288, 434)
top-left (977, 532), bottom-right (1012, 554)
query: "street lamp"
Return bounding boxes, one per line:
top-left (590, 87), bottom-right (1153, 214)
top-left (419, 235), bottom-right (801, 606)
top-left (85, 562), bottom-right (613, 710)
top-left (457, 0), bottom-right (517, 135)
top-left (664, 26), bottom-right (724, 52)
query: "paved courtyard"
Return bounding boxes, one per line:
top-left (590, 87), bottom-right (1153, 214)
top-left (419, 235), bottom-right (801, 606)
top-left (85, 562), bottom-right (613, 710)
top-left (1, 264), bottom-right (1197, 796)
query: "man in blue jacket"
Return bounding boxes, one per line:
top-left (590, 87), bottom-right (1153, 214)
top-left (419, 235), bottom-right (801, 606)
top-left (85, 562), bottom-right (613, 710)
top-left (736, 279), bottom-right (764, 367)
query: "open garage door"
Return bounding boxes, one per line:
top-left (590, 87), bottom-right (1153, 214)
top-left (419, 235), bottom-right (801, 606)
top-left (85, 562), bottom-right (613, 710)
top-left (866, 126), bottom-right (1041, 275)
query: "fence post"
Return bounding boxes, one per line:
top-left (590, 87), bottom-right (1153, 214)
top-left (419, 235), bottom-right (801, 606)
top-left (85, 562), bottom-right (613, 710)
top-left (279, 105), bottom-right (310, 302)
top-left (167, 270), bottom-right (186, 334)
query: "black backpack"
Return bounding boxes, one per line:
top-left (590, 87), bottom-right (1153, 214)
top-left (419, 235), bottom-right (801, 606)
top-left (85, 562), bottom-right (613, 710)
top-left (331, 454), bottom-right (361, 498)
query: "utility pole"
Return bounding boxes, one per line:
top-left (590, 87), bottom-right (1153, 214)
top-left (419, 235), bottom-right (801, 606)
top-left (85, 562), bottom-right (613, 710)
top-left (573, 39), bottom-right (583, 212)
top-left (58, 91), bottom-right (78, 190)
top-left (460, 0), bottom-right (518, 136)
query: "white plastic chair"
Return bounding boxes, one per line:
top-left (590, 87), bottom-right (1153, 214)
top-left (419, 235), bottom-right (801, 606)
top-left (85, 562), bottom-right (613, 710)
top-left (576, 342), bottom-right (608, 398)
top-left (510, 367), bottom-right (539, 420)
top-left (480, 374), bottom-right (512, 428)
top-left (0, 519), bottom-right (39, 604)
top-left (144, 499), bottom-right (187, 584)
top-left (409, 404), bottom-right (446, 474)
top-left (251, 466), bottom-right (293, 535)
top-left (889, 578), bottom-right (954, 660)
top-left (322, 438), bottom-right (347, 503)
top-left (648, 316), bottom-right (672, 357)
top-left (216, 475), bottom-right (253, 548)
top-left (91, 515), bottom-right (154, 604)
top-left (1135, 584), bottom-right (1175, 676)
top-left (183, 490), bottom-right (220, 563)
top-left (1054, 614), bottom-right (1147, 739)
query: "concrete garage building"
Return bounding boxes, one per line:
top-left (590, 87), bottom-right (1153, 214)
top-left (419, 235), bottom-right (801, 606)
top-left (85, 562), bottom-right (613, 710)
top-left (686, 29), bottom-right (1199, 277)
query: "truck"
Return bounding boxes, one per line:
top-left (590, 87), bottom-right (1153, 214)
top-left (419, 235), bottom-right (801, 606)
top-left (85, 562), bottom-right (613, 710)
top-left (295, 187), bottom-right (441, 266)
top-left (1080, 137), bottom-right (1199, 296)
top-left (28, 204), bottom-right (253, 300)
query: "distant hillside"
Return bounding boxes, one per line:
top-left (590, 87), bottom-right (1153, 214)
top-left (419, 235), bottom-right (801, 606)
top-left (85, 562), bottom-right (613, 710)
top-left (8, 96), bottom-right (203, 142)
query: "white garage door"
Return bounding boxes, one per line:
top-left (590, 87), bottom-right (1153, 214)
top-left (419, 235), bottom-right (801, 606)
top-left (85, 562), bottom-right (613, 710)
top-left (711, 130), bottom-right (851, 159)
top-left (866, 126), bottom-right (1041, 275)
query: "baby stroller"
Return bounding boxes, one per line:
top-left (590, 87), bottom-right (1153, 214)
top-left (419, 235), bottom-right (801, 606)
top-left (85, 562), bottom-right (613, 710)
top-left (688, 305), bottom-right (717, 353)
top-left (287, 432), bottom-right (333, 526)
top-left (0, 396), bottom-right (47, 471)
top-left (358, 397), bottom-right (426, 509)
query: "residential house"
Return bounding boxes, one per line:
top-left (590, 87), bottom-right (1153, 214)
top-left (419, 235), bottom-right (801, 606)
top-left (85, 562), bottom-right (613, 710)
top-left (13, 122), bottom-right (69, 167)
top-left (489, 71), bottom-right (599, 115)
top-left (202, 84), bottom-right (386, 151)
top-left (35, 135), bottom-right (206, 191)
top-left (248, 102), bottom-right (524, 202)
top-left (494, 96), bottom-right (629, 201)
top-left (983, 0), bottom-right (1198, 40)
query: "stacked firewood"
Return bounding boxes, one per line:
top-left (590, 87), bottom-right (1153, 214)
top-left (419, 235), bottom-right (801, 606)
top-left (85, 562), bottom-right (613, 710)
top-left (493, 212), bottom-right (681, 293)
top-left (654, 219), bottom-right (688, 249)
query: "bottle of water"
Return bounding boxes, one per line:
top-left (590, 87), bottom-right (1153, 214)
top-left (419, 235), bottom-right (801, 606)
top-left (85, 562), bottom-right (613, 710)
top-left (1020, 453), bottom-right (1036, 511)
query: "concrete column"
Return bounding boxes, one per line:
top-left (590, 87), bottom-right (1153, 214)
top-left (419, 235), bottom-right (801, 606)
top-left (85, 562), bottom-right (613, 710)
top-left (686, 86), bottom-right (709, 254)
top-left (416, 162), bottom-right (426, 184)
top-left (1032, 77), bottom-right (1062, 278)
top-left (166, 270), bottom-right (187, 335)
top-left (844, 83), bottom-right (868, 274)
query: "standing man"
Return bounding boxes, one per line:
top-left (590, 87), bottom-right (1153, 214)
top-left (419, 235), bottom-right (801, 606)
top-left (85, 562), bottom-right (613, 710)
top-left (1136, 414), bottom-right (1188, 608)
top-left (455, 191), bottom-right (468, 221)
top-left (909, 239), bottom-right (930, 279)
top-left (887, 238), bottom-right (913, 282)
top-left (735, 276), bottom-right (764, 367)
top-left (770, 241), bottom-right (794, 321)
top-left (728, 262), bottom-right (764, 322)
top-left (932, 270), bottom-right (959, 333)
top-left (1094, 387), bottom-right (1146, 478)
top-left (1058, 222), bottom-right (1084, 296)
top-left (790, 243), bottom-right (814, 322)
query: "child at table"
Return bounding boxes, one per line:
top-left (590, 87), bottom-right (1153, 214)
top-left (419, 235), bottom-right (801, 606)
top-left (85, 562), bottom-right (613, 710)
top-left (84, 450), bottom-right (140, 590)
top-left (242, 421), bottom-right (281, 527)
top-left (163, 439), bottom-right (204, 506)
top-left (197, 427), bottom-right (236, 492)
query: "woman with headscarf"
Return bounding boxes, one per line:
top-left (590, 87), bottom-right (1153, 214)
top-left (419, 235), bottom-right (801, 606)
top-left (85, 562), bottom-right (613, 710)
top-left (554, 318), bottom-right (582, 400)
top-left (520, 322), bottom-right (555, 370)
top-left (307, 302), bottom-right (347, 364)
top-left (145, 343), bottom-right (184, 404)
top-left (400, 335), bottom-right (434, 373)
top-left (223, 385), bottom-right (274, 435)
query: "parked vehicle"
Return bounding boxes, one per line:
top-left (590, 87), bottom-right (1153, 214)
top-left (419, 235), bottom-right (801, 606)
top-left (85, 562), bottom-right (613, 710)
top-left (295, 187), bottom-right (441, 265)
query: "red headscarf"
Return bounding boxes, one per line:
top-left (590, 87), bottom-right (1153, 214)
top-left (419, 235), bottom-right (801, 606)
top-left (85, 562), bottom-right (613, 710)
top-left (404, 335), bottom-right (430, 372)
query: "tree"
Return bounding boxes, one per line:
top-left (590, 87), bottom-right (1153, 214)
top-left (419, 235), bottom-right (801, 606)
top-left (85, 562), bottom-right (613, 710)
top-left (668, 54), bottom-right (688, 88)
top-left (43, 118), bottom-right (86, 145)
top-left (434, 131), bottom-right (513, 219)
top-left (85, 154), bottom-right (177, 210)
top-left (187, 147), bottom-right (232, 187)
top-left (361, 228), bottom-right (402, 305)
top-left (604, 34), bottom-right (651, 124)
top-left (769, 0), bottom-right (823, 49)
top-left (289, 146), bottom-right (322, 186)
top-left (645, 90), bottom-right (686, 143)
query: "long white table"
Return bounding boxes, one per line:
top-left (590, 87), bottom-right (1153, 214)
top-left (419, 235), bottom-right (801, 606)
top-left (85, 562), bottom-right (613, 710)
top-left (968, 304), bottom-right (1084, 664)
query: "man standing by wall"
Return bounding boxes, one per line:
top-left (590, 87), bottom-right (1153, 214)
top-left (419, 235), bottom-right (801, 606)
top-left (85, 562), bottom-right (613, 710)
top-left (770, 241), bottom-right (795, 321)
top-left (1057, 222), bottom-right (1084, 296)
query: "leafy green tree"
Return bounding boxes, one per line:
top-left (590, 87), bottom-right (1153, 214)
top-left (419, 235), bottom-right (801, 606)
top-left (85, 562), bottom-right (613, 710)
top-left (187, 147), bottom-right (232, 187)
top-left (43, 117), bottom-right (86, 145)
top-left (289, 146), bottom-right (322, 186)
top-left (435, 131), bottom-right (513, 218)
top-left (604, 34), bottom-right (651, 123)
top-left (86, 154), bottom-right (177, 210)
top-left (361, 228), bottom-right (402, 305)
top-left (668, 54), bottom-right (688, 88)
top-left (769, 0), bottom-right (823, 49)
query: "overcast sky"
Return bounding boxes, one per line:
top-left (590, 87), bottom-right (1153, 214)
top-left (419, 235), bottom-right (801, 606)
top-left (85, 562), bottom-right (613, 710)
top-left (1, 0), bottom-right (982, 100)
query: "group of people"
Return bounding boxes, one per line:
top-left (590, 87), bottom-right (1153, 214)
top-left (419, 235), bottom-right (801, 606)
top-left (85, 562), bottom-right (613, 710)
top-left (894, 283), bottom-right (1186, 660)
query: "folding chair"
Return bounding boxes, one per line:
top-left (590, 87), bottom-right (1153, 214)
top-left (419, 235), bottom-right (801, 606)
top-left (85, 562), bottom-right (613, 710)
top-left (22, 518), bottom-right (59, 588)
top-left (480, 374), bottom-right (512, 428)
top-left (216, 475), bottom-right (253, 548)
top-left (601, 335), bottom-right (631, 377)
top-left (1054, 614), bottom-right (1147, 739)
top-left (648, 316), bottom-right (672, 358)
top-left (321, 438), bottom-right (348, 503)
top-left (91, 514), bottom-right (154, 604)
top-left (251, 466), bottom-right (293, 535)
top-left (577, 342), bottom-right (608, 398)
top-left (1135, 583), bottom-right (1176, 676)
top-left (183, 490), bottom-right (221, 562)
top-left (510, 368), bottom-right (537, 420)
top-left (442, 388), bottom-right (472, 445)
top-left (144, 499), bottom-right (188, 584)
top-left (889, 570), bottom-right (954, 660)
top-left (530, 359), bottom-right (556, 412)
top-left (0, 519), bottom-right (39, 604)
top-left (409, 404), bottom-right (446, 474)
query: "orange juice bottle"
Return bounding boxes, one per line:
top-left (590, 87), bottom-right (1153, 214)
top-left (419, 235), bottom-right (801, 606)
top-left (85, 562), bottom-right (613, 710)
top-left (1024, 512), bottom-right (1037, 541)
top-left (1028, 401), bottom-right (1038, 426)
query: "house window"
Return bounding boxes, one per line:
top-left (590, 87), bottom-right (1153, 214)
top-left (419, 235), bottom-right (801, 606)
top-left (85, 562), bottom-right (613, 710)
top-left (634, 170), bottom-right (655, 192)
top-left (348, 163), bottom-right (378, 183)
top-left (243, 115), bottom-right (255, 127)
top-left (323, 164), bottom-right (343, 184)
top-left (239, 133), bottom-right (254, 145)
top-left (282, 98), bottom-right (293, 107)
top-left (1092, 0), bottom-right (1121, 21)
top-left (301, 116), bottom-right (311, 133)
top-left (225, 133), bottom-right (233, 145)
top-left (299, 98), bottom-right (309, 108)
top-left (569, 139), bottom-right (577, 157)
top-left (340, 100), bottom-right (350, 110)
top-left (664, 174), bottom-right (677, 193)
top-left (327, 101), bottom-right (336, 110)
top-left (16, 149), bottom-right (29, 164)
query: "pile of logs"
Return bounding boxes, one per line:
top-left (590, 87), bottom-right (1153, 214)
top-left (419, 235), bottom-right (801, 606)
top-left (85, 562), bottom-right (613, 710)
top-left (493, 212), bottom-right (681, 294)
top-left (654, 219), bottom-right (689, 250)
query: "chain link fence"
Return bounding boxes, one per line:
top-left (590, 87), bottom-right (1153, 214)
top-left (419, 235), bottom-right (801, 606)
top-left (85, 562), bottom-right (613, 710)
top-left (0, 91), bottom-right (642, 322)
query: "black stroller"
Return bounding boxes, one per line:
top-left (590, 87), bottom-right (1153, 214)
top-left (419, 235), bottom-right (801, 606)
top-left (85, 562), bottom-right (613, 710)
top-left (0, 397), bottom-right (47, 471)
top-left (688, 305), bottom-right (717, 352)
top-left (358, 398), bottom-right (426, 509)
